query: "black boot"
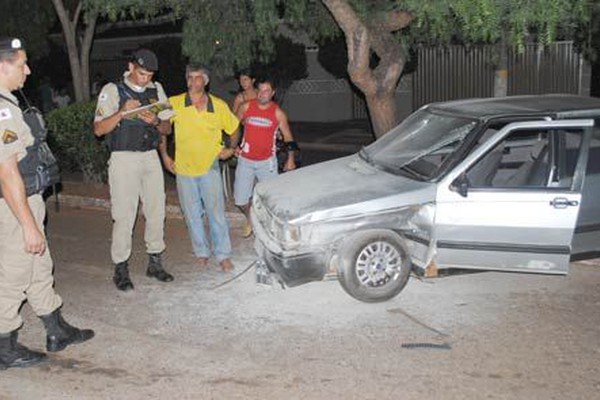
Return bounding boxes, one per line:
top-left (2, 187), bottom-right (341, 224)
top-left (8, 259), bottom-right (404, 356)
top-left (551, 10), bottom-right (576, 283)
top-left (113, 261), bottom-right (134, 291)
top-left (0, 330), bottom-right (47, 368)
top-left (39, 308), bottom-right (94, 352)
top-left (146, 253), bottom-right (174, 282)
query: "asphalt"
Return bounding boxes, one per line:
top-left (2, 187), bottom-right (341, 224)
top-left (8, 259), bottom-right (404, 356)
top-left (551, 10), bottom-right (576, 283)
top-left (1, 121), bottom-right (599, 398)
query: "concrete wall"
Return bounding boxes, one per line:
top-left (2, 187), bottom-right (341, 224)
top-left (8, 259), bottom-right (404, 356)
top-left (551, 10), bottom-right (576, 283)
top-left (282, 73), bottom-right (413, 123)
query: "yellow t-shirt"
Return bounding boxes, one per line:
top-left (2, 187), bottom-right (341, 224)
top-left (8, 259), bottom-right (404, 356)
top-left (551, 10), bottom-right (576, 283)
top-left (169, 93), bottom-right (239, 176)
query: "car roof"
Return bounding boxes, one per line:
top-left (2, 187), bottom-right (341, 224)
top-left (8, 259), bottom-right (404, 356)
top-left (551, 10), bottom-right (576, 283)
top-left (428, 94), bottom-right (600, 120)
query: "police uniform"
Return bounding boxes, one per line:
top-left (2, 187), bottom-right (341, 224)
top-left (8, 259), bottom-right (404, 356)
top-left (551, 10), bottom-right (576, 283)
top-left (0, 87), bottom-right (62, 334)
top-left (94, 52), bottom-right (175, 289)
top-left (0, 37), bottom-right (93, 369)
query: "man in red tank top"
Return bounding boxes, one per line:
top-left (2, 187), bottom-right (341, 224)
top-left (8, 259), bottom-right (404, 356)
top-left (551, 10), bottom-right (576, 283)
top-left (234, 77), bottom-right (297, 237)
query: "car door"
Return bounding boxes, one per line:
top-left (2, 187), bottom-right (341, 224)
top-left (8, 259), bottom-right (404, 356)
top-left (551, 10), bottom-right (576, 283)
top-left (433, 119), bottom-right (593, 274)
top-left (571, 127), bottom-right (600, 259)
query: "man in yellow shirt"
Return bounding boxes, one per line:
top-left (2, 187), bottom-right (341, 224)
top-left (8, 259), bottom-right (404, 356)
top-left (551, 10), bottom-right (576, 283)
top-left (160, 64), bottom-right (239, 271)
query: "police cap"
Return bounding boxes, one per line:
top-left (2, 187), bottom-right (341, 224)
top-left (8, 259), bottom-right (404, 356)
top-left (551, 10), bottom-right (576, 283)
top-left (131, 48), bottom-right (158, 72)
top-left (0, 37), bottom-right (24, 54)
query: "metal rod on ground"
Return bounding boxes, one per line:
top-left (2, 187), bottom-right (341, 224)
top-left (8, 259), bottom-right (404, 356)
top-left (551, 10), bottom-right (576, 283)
top-left (211, 260), bottom-right (259, 290)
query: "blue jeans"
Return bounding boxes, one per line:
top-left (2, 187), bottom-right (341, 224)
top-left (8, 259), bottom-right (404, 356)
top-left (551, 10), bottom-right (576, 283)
top-left (176, 161), bottom-right (232, 261)
top-left (234, 155), bottom-right (278, 206)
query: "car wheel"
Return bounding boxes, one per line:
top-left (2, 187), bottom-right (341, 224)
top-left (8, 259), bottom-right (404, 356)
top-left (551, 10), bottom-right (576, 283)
top-left (337, 230), bottom-right (412, 303)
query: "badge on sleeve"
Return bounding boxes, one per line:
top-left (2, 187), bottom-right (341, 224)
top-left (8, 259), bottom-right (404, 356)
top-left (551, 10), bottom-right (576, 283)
top-left (0, 107), bottom-right (12, 121)
top-left (2, 129), bottom-right (18, 144)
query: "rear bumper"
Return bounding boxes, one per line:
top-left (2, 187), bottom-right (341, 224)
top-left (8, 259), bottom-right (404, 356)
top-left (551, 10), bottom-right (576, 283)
top-left (254, 240), bottom-right (327, 287)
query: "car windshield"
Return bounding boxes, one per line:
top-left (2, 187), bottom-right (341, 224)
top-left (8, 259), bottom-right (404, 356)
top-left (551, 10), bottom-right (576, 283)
top-left (361, 109), bottom-right (477, 180)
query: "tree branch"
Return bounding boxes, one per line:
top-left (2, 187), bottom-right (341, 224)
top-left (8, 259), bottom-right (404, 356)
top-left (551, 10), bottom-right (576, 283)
top-left (321, 0), bottom-right (376, 94)
top-left (73, 0), bottom-right (83, 26)
top-left (52, 0), bottom-right (73, 38)
top-left (80, 13), bottom-right (97, 62)
top-left (381, 10), bottom-right (413, 32)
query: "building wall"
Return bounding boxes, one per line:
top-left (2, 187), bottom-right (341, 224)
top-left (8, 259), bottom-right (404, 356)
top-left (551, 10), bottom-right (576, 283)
top-left (283, 74), bottom-right (412, 122)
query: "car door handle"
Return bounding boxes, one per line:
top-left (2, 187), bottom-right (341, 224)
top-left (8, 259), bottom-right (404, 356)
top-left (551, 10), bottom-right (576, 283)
top-left (549, 197), bottom-right (579, 209)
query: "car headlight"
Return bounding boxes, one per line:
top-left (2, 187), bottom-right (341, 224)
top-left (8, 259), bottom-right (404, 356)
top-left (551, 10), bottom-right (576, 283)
top-left (284, 223), bottom-right (301, 244)
top-left (269, 218), bottom-right (301, 247)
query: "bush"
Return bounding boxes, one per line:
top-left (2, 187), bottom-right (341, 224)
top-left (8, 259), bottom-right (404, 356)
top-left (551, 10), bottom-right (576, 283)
top-left (46, 102), bottom-right (109, 183)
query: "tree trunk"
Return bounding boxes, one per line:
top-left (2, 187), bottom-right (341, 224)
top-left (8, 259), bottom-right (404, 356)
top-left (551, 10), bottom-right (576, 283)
top-left (80, 16), bottom-right (97, 102)
top-left (321, 0), bottom-right (412, 138)
top-left (494, 34), bottom-right (508, 97)
top-left (51, 0), bottom-right (96, 103)
top-left (365, 92), bottom-right (398, 138)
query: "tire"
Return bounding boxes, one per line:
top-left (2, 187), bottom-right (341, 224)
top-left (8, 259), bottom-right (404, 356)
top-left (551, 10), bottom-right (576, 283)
top-left (337, 230), bottom-right (412, 303)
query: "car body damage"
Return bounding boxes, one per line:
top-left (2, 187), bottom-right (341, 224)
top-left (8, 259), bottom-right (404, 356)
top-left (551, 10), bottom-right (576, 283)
top-left (251, 95), bottom-right (600, 302)
top-left (252, 154), bottom-right (437, 285)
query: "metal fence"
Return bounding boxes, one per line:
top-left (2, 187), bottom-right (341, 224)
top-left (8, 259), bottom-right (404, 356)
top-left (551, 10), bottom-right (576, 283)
top-left (413, 41), bottom-right (582, 109)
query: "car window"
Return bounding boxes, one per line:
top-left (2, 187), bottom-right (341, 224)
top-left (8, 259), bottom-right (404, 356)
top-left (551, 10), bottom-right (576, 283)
top-left (578, 130), bottom-right (600, 221)
top-left (363, 109), bottom-right (477, 179)
top-left (464, 128), bottom-right (584, 189)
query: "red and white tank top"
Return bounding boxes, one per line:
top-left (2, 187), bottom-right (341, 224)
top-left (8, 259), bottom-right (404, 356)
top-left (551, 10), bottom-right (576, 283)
top-left (240, 100), bottom-right (279, 161)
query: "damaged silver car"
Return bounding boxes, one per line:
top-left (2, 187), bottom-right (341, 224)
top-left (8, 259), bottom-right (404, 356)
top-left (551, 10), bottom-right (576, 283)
top-left (251, 95), bottom-right (600, 302)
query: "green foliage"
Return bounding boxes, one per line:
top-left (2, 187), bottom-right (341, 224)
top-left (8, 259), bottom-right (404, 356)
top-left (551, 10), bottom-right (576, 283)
top-left (576, 1), bottom-right (600, 62)
top-left (317, 36), bottom-right (348, 79)
top-left (88, 0), bottom-right (330, 77)
top-left (84, 0), bottom-right (592, 83)
top-left (46, 102), bottom-right (109, 183)
top-left (403, 0), bottom-right (591, 51)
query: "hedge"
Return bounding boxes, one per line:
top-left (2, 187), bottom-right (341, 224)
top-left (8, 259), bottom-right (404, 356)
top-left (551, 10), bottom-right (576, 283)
top-left (45, 102), bottom-right (109, 183)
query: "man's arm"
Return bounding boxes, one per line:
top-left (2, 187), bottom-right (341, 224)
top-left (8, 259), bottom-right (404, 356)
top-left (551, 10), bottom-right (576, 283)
top-left (276, 108), bottom-right (297, 171)
top-left (93, 108), bottom-right (124, 137)
top-left (158, 134), bottom-right (175, 174)
top-left (156, 119), bottom-right (172, 135)
top-left (217, 102), bottom-right (244, 160)
top-left (0, 155), bottom-right (46, 254)
top-left (94, 100), bottom-right (171, 137)
top-left (236, 101), bottom-right (249, 122)
top-left (219, 126), bottom-right (240, 160)
top-left (232, 93), bottom-right (244, 115)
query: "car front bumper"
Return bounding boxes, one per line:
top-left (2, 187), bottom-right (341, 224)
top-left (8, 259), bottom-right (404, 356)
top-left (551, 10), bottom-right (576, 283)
top-left (254, 239), bottom-right (328, 287)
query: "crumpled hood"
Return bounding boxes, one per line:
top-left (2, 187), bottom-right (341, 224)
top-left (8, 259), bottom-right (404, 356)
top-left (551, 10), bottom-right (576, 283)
top-left (254, 155), bottom-right (431, 222)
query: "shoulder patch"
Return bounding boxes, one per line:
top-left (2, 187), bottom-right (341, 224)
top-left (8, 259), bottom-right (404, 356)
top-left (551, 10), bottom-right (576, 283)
top-left (2, 129), bottom-right (18, 144)
top-left (96, 107), bottom-right (104, 117)
top-left (0, 107), bottom-right (12, 121)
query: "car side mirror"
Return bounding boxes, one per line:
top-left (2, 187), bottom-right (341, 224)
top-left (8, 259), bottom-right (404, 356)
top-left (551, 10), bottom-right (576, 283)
top-left (453, 174), bottom-right (470, 197)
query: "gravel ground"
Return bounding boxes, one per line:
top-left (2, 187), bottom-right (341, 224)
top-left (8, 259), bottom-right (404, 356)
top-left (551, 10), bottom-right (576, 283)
top-left (0, 206), bottom-right (599, 400)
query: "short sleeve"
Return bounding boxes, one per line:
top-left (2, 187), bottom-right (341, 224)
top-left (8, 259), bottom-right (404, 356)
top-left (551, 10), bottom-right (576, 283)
top-left (94, 83), bottom-right (120, 122)
top-left (155, 82), bottom-right (175, 121)
top-left (218, 100), bottom-right (239, 136)
top-left (0, 106), bottom-right (29, 164)
top-left (168, 95), bottom-right (181, 124)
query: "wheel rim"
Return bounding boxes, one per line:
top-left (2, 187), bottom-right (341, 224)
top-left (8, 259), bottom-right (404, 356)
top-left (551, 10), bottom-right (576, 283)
top-left (355, 240), bottom-right (402, 287)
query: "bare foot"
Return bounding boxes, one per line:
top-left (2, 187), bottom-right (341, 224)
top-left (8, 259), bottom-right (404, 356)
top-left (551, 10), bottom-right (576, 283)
top-left (219, 258), bottom-right (234, 272)
top-left (196, 257), bottom-right (209, 269)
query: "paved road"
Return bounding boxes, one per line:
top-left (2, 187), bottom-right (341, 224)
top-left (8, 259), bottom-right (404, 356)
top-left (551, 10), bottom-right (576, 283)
top-left (0, 205), bottom-right (599, 399)
top-left (290, 120), bottom-right (374, 166)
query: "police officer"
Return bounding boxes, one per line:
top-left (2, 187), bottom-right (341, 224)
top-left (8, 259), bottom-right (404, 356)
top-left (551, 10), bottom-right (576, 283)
top-left (93, 49), bottom-right (175, 290)
top-left (0, 37), bottom-right (94, 369)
